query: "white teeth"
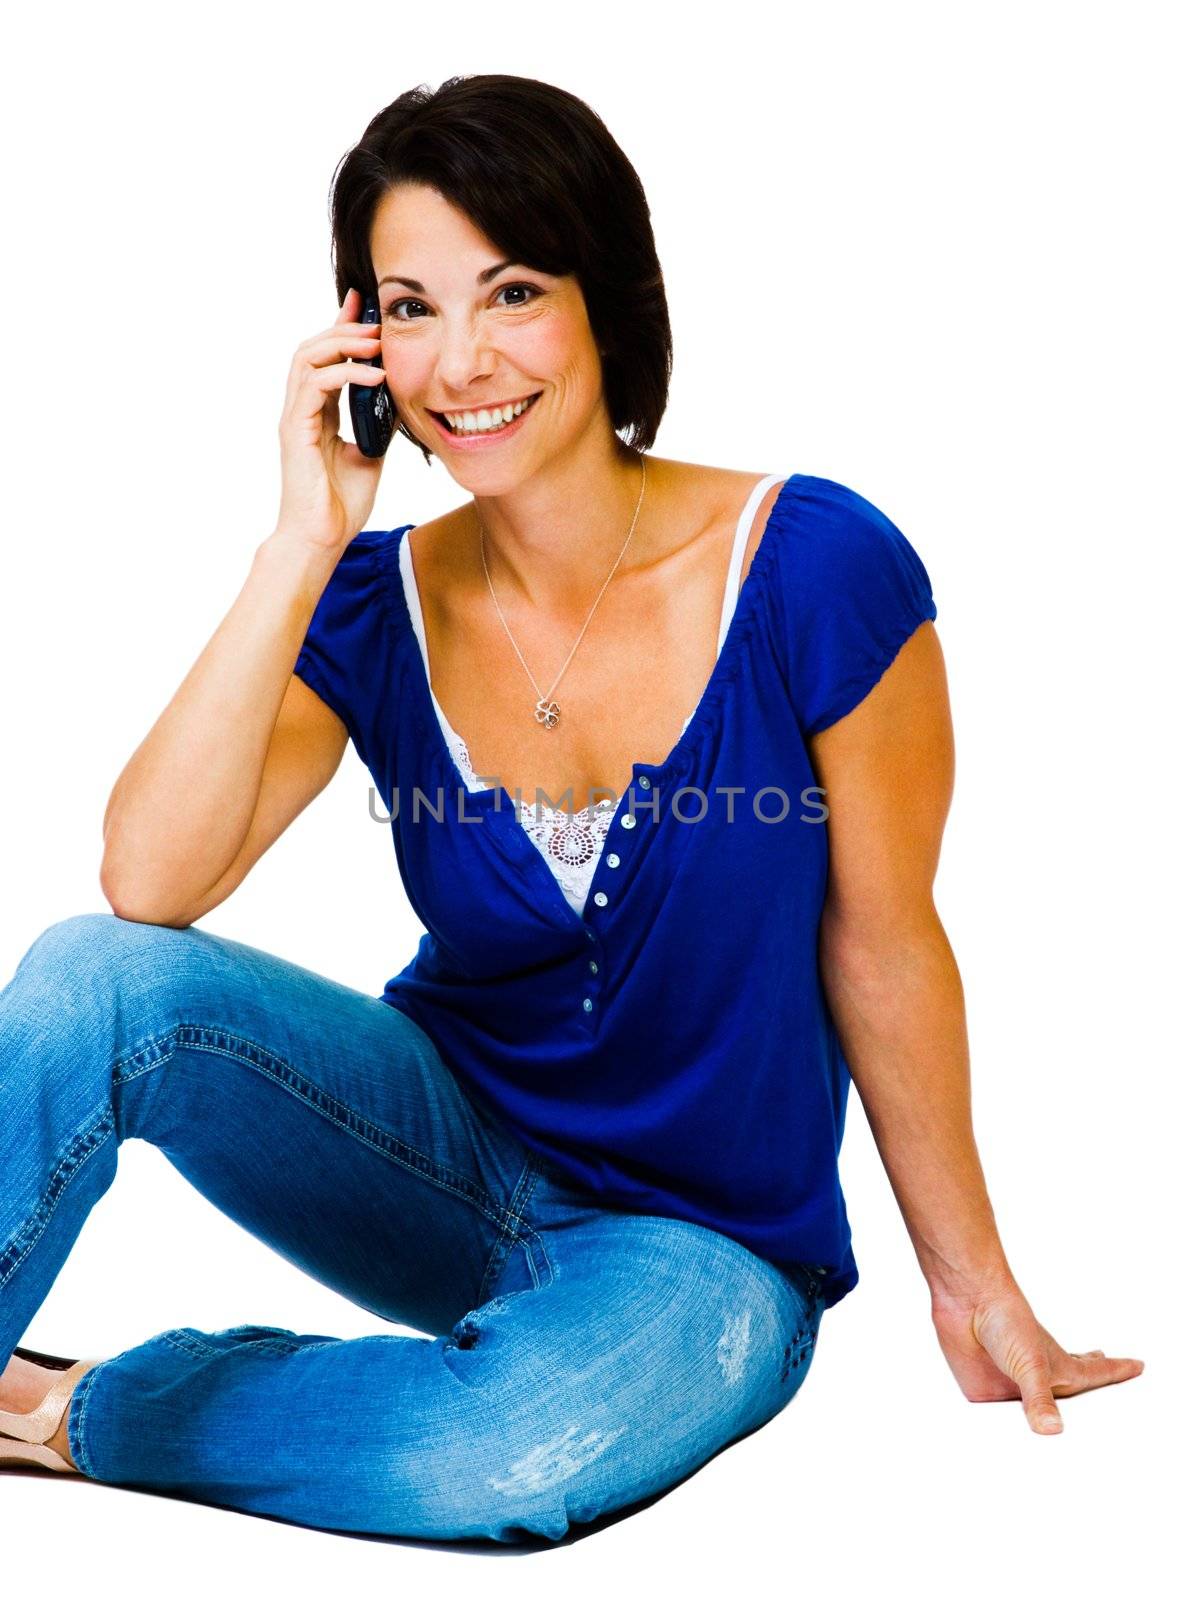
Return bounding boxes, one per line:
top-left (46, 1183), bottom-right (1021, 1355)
top-left (441, 395), bottom-right (536, 433)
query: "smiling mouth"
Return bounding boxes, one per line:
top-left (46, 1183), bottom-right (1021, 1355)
top-left (428, 391), bottom-right (543, 435)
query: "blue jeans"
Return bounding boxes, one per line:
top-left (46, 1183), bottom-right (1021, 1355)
top-left (1, 912), bottom-right (825, 1543)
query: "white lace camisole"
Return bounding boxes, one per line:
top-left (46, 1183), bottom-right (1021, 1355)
top-left (399, 473), bottom-right (785, 917)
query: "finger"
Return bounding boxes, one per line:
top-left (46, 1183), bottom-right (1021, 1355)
top-left (1015, 1357), bottom-right (1064, 1434)
top-left (295, 321), bottom-right (383, 360)
top-left (282, 338), bottom-right (384, 417)
top-left (301, 318), bottom-right (382, 345)
top-left (1052, 1354), bottom-right (1144, 1397)
top-left (279, 361), bottom-right (387, 445)
top-left (294, 332), bottom-right (379, 366)
top-left (302, 359), bottom-right (386, 396)
top-left (336, 285), bottom-right (362, 326)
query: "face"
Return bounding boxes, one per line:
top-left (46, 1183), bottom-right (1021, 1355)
top-left (368, 182), bottom-right (611, 488)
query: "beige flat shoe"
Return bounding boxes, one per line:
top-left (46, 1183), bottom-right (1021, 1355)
top-left (0, 1346), bottom-right (99, 1474)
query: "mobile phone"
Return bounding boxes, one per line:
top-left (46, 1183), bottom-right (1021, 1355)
top-left (348, 291), bottom-right (396, 458)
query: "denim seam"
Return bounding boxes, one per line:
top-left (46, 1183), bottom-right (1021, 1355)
top-left (160, 1328), bottom-right (225, 1360)
top-left (520, 1231), bottom-right (543, 1289)
top-left (158, 1326), bottom-right (308, 1359)
top-left (0, 1106), bottom-right (115, 1288)
top-left (780, 1264), bottom-right (825, 1329)
top-left (475, 1161), bottom-right (529, 1302)
top-left (110, 1021), bottom-right (524, 1239)
top-left (514, 1211), bottom-right (554, 1291)
top-left (477, 1156), bottom-right (543, 1303)
top-left (68, 1344), bottom-right (135, 1479)
top-left (67, 1360), bottom-right (102, 1477)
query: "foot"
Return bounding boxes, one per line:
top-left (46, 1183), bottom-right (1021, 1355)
top-left (1, 1352), bottom-right (55, 1411)
top-left (1, 1353), bottom-right (81, 1469)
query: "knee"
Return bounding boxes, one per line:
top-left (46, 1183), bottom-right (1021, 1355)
top-left (18, 911), bottom-right (194, 986)
top-left (464, 1415), bottom-right (637, 1542)
top-left (6, 913), bottom-right (204, 1038)
top-left (366, 1376), bottom-right (639, 1543)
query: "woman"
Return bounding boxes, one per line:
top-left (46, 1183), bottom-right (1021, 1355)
top-left (1, 74), bottom-right (1142, 1542)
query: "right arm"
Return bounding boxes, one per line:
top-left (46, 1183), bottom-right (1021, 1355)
top-left (99, 534), bottom-right (350, 928)
top-left (99, 284), bottom-right (392, 927)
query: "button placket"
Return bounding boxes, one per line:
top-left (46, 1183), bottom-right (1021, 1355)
top-left (590, 771), bottom-right (657, 908)
top-left (580, 877), bottom-right (603, 1013)
top-left (578, 767), bottom-right (662, 1021)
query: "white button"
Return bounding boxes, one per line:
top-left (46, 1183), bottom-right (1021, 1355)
top-left (593, 891), bottom-right (608, 907)
top-left (582, 997), bottom-right (594, 1012)
top-left (620, 814), bottom-right (636, 830)
top-left (589, 959), bottom-right (598, 973)
top-left (607, 853), bottom-right (620, 868)
top-left (639, 776), bottom-right (651, 789)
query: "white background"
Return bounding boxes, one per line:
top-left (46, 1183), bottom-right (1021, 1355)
top-left (1, 0), bottom-right (1183, 1591)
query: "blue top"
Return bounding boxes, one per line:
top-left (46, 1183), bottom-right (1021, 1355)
top-left (293, 472), bottom-right (938, 1309)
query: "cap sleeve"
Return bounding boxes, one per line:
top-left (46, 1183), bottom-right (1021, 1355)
top-left (767, 475), bottom-right (938, 738)
top-left (292, 527), bottom-right (392, 763)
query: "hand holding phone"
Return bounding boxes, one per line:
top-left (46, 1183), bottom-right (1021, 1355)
top-left (273, 287), bottom-right (393, 552)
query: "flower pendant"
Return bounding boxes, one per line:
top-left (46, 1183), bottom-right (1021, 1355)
top-left (535, 698), bottom-right (561, 729)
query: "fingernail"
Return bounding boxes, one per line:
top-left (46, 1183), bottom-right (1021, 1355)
top-left (1042, 1414), bottom-right (1063, 1432)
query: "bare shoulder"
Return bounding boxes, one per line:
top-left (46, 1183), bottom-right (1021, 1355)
top-left (404, 504), bottom-right (466, 558)
top-left (402, 503), bottom-right (474, 604)
top-left (655, 456), bottom-right (787, 586)
top-left (652, 454), bottom-right (776, 509)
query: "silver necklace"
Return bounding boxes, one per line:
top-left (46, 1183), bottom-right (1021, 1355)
top-left (476, 454), bottom-right (647, 730)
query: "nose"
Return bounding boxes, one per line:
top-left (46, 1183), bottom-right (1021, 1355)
top-left (433, 314), bottom-right (500, 398)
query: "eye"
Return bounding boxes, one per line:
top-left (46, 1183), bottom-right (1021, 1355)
top-left (494, 282), bottom-right (542, 308)
top-left (383, 283), bottom-right (543, 321)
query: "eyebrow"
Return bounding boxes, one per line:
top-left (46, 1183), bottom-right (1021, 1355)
top-left (377, 259), bottom-right (524, 293)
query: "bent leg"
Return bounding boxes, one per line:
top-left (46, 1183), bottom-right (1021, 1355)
top-left (68, 1206), bottom-right (825, 1542)
top-left (1, 912), bottom-right (542, 1364)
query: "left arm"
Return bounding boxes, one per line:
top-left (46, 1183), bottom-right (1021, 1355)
top-left (810, 619), bottom-right (1143, 1434)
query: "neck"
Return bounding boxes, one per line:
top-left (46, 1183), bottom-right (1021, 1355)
top-left (469, 437), bottom-right (655, 618)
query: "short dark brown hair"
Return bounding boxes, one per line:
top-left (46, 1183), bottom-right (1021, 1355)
top-left (328, 74), bottom-right (672, 464)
